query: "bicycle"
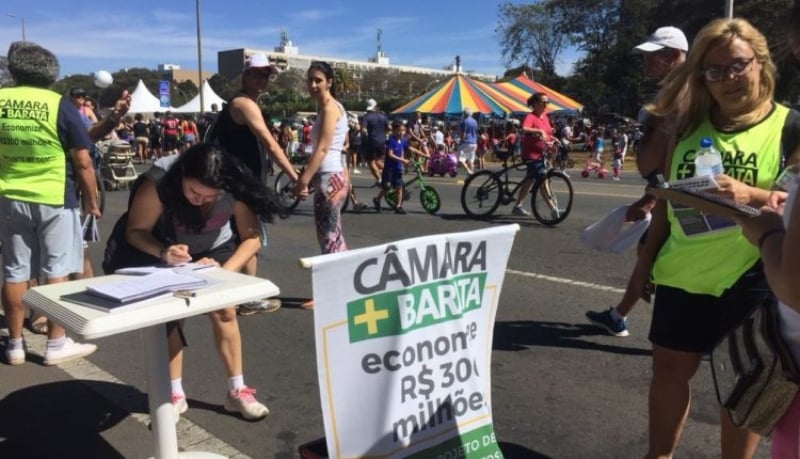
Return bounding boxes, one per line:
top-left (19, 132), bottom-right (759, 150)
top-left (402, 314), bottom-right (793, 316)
top-left (273, 162), bottom-right (353, 213)
top-left (460, 143), bottom-right (573, 225)
top-left (383, 157), bottom-right (441, 215)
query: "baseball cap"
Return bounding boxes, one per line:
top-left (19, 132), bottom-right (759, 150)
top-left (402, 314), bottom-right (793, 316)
top-left (70, 87), bottom-right (87, 97)
top-left (243, 53), bottom-right (277, 72)
top-left (366, 99), bottom-right (377, 110)
top-left (634, 26), bottom-right (688, 53)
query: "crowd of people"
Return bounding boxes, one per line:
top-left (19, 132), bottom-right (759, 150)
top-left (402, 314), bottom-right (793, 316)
top-left (4, 5), bottom-right (800, 457)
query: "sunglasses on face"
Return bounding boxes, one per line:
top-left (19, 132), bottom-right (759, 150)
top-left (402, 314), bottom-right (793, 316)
top-left (701, 57), bottom-right (756, 82)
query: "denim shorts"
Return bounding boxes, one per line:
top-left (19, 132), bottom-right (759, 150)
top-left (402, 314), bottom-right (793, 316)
top-left (0, 197), bottom-right (82, 281)
top-left (524, 159), bottom-right (547, 180)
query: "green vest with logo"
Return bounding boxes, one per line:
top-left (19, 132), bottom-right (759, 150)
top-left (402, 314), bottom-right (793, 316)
top-left (0, 87), bottom-right (65, 205)
top-left (652, 104), bottom-right (788, 296)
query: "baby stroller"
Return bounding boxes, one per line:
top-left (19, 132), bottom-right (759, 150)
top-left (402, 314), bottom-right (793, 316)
top-left (97, 139), bottom-right (139, 190)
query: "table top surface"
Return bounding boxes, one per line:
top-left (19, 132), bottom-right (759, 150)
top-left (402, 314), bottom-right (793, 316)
top-left (22, 268), bottom-right (280, 340)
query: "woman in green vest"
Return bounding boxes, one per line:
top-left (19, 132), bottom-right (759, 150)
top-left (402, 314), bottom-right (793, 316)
top-left (636, 18), bottom-right (800, 459)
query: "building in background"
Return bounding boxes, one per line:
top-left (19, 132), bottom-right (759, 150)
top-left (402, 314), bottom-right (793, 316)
top-left (157, 64), bottom-right (214, 87)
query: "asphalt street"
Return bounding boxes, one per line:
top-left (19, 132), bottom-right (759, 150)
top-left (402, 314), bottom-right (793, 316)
top-left (0, 158), bottom-right (772, 459)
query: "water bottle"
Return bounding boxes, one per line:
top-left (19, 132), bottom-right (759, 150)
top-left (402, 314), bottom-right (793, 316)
top-left (694, 137), bottom-right (723, 177)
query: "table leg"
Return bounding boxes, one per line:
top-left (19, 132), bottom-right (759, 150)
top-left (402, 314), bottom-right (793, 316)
top-left (143, 324), bottom-right (179, 459)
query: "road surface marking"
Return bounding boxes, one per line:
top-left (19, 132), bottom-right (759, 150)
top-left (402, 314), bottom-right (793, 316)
top-left (506, 269), bottom-right (626, 294)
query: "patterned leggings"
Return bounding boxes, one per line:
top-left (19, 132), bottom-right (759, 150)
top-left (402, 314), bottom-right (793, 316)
top-left (313, 171), bottom-right (349, 254)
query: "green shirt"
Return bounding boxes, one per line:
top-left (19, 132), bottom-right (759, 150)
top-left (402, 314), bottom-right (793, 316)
top-left (652, 104), bottom-right (788, 296)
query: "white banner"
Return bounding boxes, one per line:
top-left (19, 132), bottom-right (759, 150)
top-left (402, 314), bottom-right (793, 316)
top-left (302, 225), bottom-right (519, 459)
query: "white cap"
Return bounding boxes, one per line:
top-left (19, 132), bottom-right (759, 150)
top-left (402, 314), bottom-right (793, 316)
top-left (366, 98), bottom-right (377, 110)
top-left (634, 26), bottom-right (688, 53)
top-left (243, 53), bottom-right (277, 72)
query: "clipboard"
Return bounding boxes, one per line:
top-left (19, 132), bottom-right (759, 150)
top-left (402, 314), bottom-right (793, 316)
top-left (647, 186), bottom-right (761, 218)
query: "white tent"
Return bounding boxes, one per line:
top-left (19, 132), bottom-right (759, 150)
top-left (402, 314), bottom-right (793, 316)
top-left (174, 80), bottom-right (226, 113)
top-left (129, 79), bottom-right (174, 113)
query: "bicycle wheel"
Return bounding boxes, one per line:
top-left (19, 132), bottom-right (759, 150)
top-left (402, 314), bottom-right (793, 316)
top-left (531, 170), bottom-right (573, 226)
top-left (460, 170), bottom-right (502, 218)
top-left (95, 170), bottom-right (106, 214)
top-left (273, 170), bottom-right (300, 210)
top-left (420, 187), bottom-right (441, 215)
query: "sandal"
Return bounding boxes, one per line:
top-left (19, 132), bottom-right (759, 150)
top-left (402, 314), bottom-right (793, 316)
top-left (29, 315), bottom-right (48, 335)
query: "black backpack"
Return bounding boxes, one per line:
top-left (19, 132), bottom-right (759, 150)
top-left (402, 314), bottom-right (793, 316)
top-left (102, 167), bottom-right (174, 274)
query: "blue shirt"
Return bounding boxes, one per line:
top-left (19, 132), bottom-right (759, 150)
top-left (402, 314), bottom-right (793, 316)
top-left (460, 116), bottom-right (478, 144)
top-left (385, 137), bottom-right (407, 171)
top-left (58, 97), bottom-right (93, 209)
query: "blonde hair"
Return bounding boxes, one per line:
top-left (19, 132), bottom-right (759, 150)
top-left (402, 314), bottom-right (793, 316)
top-left (648, 17), bottom-right (775, 137)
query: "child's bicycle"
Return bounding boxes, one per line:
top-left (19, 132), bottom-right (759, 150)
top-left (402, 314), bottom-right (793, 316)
top-left (581, 158), bottom-right (609, 179)
top-left (384, 157), bottom-right (441, 215)
top-left (460, 143), bottom-right (573, 225)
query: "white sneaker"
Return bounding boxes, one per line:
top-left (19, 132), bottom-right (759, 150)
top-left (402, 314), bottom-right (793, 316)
top-left (224, 386), bottom-right (269, 420)
top-left (43, 338), bottom-right (97, 366)
top-left (352, 168), bottom-right (362, 174)
top-left (172, 393), bottom-right (188, 423)
top-left (512, 206), bottom-right (530, 217)
top-left (550, 208), bottom-right (561, 220)
top-left (5, 347), bottom-right (25, 365)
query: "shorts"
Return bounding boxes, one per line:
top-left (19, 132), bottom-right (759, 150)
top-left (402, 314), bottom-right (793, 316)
top-left (150, 136), bottom-right (162, 148)
top-left (363, 143), bottom-right (385, 162)
top-left (381, 166), bottom-right (404, 189)
top-left (523, 159), bottom-right (547, 180)
top-left (648, 263), bottom-right (769, 353)
top-left (163, 134), bottom-right (179, 151)
top-left (135, 136), bottom-right (149, 146)
top-left (183, 134), bottom-right (196, 143)
top-left (458, 143), bottom-right (477, 163)
top-left (0, 197), bottom-right (82, 282)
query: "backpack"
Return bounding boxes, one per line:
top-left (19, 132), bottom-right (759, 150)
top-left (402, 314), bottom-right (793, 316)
top-left (102, 167), bottom-right (174, 274)
top-left (150, 119), bottom-right (163, 137)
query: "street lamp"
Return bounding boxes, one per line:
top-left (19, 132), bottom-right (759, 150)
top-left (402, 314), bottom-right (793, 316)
top-left (195, 0), bottom-right (204, 112)
top-left (6, 14), bottom-right (25, 41)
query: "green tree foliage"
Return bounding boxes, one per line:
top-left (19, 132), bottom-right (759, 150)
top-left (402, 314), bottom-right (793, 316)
top-left (497, 2), bottom-right (568, 76)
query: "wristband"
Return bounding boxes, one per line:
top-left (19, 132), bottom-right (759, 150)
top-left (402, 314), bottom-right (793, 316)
top-left (757, 228), bottom-right (785, 250)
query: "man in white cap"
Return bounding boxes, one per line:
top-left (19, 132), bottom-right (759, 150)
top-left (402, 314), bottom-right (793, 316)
top-left (457, 106), bottom-right (479, 175)
top-left (360, 98), bottom-right (388, 187)
top-left (585, 26), bottom-right (688, 337)
top-left (208, 53), bottom-right (298, 315)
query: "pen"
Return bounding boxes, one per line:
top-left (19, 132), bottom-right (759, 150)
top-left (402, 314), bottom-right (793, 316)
top-left (174, 290), bottom-right (197, 298)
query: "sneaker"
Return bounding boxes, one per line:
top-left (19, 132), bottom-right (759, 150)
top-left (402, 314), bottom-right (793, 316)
top-left (224, 386), bottom-right (269, 421)
top-left (511, 205), bottom-right (530, 216)
top-left (237, 299), bottom-right (282, 316)
top-left (43, 338), bottom-right (97, 365)
top-left (352, 168), bottom-right (362, 174)
top-left (172, 393), bottom-right (188, 423)
top-left (395, 207), bottom-right (407, 215)
top-left (585, 308), bottom-right (629, 337)
top-left (372, 197), bottom-right (381, 213)
top-left (5, 347), bottom-right (25, 365)
top-left (352, 202), bottom-right (368, 214)
top-left (550, 208), bottom-right (561, 220)
top-left (612, 176), bottom-right (620, 181)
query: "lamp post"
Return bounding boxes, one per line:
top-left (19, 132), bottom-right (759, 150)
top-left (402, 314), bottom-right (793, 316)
top-left (6, 14), bottom-right (25, 41)
top-left (725, 0), bottom-right (734, 17)
top-left (195, 0), bottom-right (204, 112)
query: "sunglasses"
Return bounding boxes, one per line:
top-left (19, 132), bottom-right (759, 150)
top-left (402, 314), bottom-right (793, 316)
top-left (701, 57), bottom-right (756, 82)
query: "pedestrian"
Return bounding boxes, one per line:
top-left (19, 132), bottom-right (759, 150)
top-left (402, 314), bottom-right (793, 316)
top-left (585, 26), bottom-right (688, 337)
top-left (361, 98), bottom-right (388, 187)
top-left (210, 52), bottom-right (299, 315)
top-left (123, 143), bottom-right (282, 421)
top-left (0, 41), bottom-right (99, 366)
top-left (292, 61), bottom-right (351, 309)
top-left (638, 18), bottom-right (800, 459)
top-left (457, 107), bottom-right (478, 175)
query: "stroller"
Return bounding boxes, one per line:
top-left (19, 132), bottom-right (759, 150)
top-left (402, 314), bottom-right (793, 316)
top-left (97, 139), bottom-right (139, 190)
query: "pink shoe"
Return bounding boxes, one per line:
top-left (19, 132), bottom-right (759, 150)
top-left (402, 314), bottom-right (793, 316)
top-left (224, 386), bottom-right (269, 420)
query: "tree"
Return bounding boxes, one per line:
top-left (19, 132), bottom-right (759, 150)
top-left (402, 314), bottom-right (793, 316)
top-left (0, 57), bottom-right (12, 87)
top-left (497, 2), bottom-right (569, 76)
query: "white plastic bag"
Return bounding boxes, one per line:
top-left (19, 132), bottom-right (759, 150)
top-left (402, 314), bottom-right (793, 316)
top-left (580, 205), bottom-right (651, 254)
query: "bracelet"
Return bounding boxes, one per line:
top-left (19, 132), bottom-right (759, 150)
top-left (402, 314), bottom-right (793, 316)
top-left (757, 228), bottom-right (785, 250)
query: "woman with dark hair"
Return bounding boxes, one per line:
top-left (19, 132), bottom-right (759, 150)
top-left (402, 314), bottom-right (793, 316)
top-left (124, 142), bottom-right (283, 421)
top-left (292, 60), bottom-right (350, 309)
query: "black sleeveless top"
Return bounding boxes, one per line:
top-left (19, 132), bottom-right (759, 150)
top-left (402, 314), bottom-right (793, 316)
top-left (214, 94), bottom-right (262, 177)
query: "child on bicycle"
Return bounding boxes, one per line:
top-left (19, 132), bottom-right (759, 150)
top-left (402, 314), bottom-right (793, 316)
top-left (372, 121), bottom-right (427, 214)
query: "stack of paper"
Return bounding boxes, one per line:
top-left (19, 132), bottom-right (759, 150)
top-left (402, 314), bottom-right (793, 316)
top-left (86, 271), bottom-right (208, 303)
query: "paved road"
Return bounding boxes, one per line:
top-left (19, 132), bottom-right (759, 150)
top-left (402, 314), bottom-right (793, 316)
top-left (0, 163), bottom-right (771, 458)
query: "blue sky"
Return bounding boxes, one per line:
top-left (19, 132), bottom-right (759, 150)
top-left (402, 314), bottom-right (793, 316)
top-left (0, 0), bottom-right (579, 80)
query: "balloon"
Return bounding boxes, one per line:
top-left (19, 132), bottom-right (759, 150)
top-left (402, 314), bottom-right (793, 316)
top-left (93, 70), bottom-right (113, 89)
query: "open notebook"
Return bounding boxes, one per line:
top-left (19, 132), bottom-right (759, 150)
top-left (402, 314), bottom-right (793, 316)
top-left (83, 271), bottom-right (208, 304)
top-left (648, 175), bottom-right (761, 218)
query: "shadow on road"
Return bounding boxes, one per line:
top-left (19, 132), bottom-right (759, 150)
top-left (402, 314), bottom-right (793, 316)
top-left (493, 320), bottom-right (651, 357)
top-left (499, 441), bottom-right (553, 458)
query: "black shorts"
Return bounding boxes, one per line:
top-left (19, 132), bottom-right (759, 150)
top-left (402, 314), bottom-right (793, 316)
top-left (163, 134), bottom-right (179, 151)
top-left (648, 262), bottom-right (770, 353)
top-left (381, 166), bottom-right (404, 189)
top-left (362, 143), bottom-right (385, 162)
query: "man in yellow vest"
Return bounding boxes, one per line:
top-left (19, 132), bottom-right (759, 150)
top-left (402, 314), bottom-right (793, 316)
top-left (0, 41), bottom-right (100, 365)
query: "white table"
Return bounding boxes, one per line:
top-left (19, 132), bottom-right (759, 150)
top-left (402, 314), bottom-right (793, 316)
top-left (22, 268), bottom-right (280, 459)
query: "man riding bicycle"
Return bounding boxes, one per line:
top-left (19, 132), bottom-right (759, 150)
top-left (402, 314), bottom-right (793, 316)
top-left (512, 92), bottom-right (561, 219)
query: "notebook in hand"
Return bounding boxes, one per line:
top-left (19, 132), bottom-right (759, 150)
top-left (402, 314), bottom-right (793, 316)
top-left (85, 271), bottom-right (208, 304)
top-left (647, 186), bottom-right (761, 218)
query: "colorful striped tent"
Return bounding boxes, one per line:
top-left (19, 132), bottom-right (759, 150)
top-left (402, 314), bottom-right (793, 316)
top-left (391, 75), bottom-right (526, 116)
top-left (491, 74), bottom-right (583, 113)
